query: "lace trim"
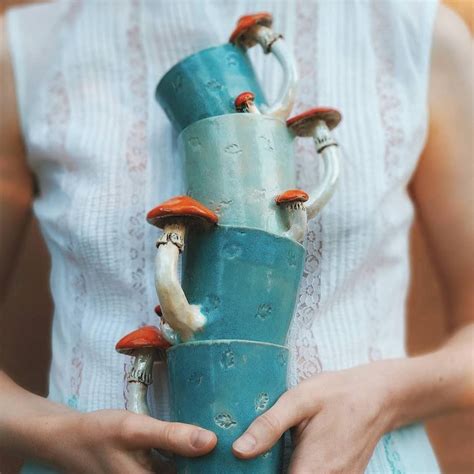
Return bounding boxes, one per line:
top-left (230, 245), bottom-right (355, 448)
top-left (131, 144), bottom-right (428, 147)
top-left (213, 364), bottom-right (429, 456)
top-left (287, 0), bottom-right (324, 388)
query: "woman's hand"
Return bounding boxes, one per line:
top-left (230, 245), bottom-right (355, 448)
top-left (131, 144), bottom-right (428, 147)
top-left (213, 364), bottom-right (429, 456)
top-left (35, 409), bottom-right (217, 473)
top-left (232, 362), bottom-right (394, 474)
top-left (1, 372), bottom-right (217, 474)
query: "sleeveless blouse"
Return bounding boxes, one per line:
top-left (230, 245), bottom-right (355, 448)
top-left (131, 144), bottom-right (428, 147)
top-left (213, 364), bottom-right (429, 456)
top-left (7, 1), bottom-right (440, 472)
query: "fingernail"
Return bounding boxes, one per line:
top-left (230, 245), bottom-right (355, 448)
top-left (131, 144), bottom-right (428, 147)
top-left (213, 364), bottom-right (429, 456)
top-left (233, 433), bottom-right (257, 453)
top-left (191, 429), bottom-right (214, 449)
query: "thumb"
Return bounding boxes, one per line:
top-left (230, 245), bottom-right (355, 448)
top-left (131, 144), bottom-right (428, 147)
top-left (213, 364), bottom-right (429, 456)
top-left (232, 388), bottom-right (308, 459)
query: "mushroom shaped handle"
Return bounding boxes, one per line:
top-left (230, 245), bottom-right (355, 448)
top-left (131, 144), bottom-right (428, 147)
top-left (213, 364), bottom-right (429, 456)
top-left (229, 12), bottom-right (297, 120)
top-left (275, 189), bottom-right (309, 242)
top-left (115, 326), bottom-right (171, 415)
top-left (287, 108), bottom-right (342, 220)
top-left (147, 196), bottom-right (218, 341)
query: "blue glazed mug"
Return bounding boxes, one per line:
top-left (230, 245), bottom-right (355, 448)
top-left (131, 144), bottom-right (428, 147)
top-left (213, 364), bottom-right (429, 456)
top-left (182, 225), bottom-right (304, 345)
top-left (156, 13), bottom-right (297, 132)
top-left (178, 113), bottom-right (296, 237)
top-left (178, 111), bottom-right (343, 239)
top-left (167, 340), bottom-right (288, 474)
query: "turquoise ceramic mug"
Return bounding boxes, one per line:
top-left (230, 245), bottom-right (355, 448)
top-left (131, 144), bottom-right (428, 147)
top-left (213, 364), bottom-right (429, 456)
top-left (167, 340), bottom-right (288, 473)
top-left (155, 12), bottom-right (297, 132)
top-left (181, 225), bottom-right (304, 345)
top-left (178, 110), bottom-right (342, 238)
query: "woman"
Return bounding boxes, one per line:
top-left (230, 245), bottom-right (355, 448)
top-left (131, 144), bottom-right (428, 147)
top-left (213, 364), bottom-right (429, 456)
top-left (0, 1), bottom-right (472, 473)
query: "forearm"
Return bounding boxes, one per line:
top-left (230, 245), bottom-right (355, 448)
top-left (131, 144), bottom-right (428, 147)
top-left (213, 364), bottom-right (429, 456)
top-left (0, 371), bottom-right (72, 461)
top-left (384, 321), bottom-right (474, 431)
top-left (0, 371), bottom-right (217, 471)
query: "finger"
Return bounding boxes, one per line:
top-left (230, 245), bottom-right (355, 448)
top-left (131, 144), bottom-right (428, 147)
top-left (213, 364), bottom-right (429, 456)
top-left (120, 414), bottom-right (217, 457)
top-left (232, 388), bottom-right (310, 459)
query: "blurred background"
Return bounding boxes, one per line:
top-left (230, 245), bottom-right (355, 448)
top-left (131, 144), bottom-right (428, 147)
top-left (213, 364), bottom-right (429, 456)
top-left (0, 0), bottom-right (472, 472)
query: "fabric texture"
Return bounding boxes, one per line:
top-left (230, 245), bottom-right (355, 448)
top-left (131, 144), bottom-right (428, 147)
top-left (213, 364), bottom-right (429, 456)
top-left (7, 0), bottom-right (440, 472)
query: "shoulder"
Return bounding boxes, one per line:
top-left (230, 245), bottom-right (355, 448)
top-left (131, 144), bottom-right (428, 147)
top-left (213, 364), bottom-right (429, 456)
top-left (0, 10), bottom-right (32, 193)
top-left (442, 0), bottom-right (473, 32)
top-left (0, 11), bottom-right (23, 156)
top-left (429, 4), bottom-right (472, 122)
top-left (431, 4), bottom-right (471, 82)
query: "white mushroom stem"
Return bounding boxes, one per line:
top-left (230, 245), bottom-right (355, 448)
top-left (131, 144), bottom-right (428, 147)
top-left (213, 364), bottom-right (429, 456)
top-left (154, 222), bottom-right (206, 341)
top-left (126, 348), bottom-right (156, 415)
top-left (253, 26), bottom-right (298, 120)
top-left (306, 120), bottom-right (341, 220)
top-left (245, 100), bottom-right (260, 114)
top-left (283, 201), bottom-right (308, 242)
top-left (127, 382), bottom-right (149, 415)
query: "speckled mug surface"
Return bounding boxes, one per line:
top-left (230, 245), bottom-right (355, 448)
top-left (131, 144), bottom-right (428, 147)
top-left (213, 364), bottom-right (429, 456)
top-left (182, 225), bottom-right (304, 345)
top-left (167, 340), bottom-right (288, 474)
top-left (179, 114), bottom-right (297, 237)
top-left (156, 43), bottom-right (267, 132)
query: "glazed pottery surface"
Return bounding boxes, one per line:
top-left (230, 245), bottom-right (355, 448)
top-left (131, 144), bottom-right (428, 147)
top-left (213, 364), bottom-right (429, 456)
top-left (179, 114), bottom-right (296, 237)
top-left (183, 225), bottom-right (304, 345)
top-left (156, 44), bottom-right (267, 132)
top-left (167, 340), bottom-right (288, 474)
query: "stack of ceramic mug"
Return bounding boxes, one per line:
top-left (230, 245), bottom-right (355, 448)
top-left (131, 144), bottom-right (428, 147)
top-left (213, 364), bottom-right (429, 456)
top-left (115, 13), bottom-right (342, 474)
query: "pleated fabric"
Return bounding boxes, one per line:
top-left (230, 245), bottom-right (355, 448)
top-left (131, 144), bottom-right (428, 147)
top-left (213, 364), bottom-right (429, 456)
top-left (7, 1), bottom-right (440, 471)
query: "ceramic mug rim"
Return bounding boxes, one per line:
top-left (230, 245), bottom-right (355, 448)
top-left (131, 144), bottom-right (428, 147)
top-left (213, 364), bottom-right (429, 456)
top-left (178, 112), bottom-right (290, 138)
top-left (167, 338), bottom-right (289, 353)
top-left (186, 224), bottom-right (305, 251)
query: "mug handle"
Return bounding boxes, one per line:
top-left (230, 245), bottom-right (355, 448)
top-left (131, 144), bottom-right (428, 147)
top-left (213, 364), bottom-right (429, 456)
top-left (229, 12), bottom-right (298, 120)
top-left (287, 108), bottom-right (342, 220)
top-left (115, 325), bottom-right (171, 415)
top-left (146, 196), bottom-right (218, 342)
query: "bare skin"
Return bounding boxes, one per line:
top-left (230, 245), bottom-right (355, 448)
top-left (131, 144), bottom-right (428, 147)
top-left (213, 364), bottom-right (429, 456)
top-left (0, 3), bottom-right (472, 474)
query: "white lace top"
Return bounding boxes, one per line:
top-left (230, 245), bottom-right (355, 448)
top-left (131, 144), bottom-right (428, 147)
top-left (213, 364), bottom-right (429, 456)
top-left (7, 1), bottom-right (440, 472)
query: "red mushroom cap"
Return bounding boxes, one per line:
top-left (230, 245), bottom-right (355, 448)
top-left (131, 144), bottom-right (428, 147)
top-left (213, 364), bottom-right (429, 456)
top-left (287, 107), bottom-right (342, 137)
top-left (275, 189), bottom-right (309, 205)
top-left (234, 91), bottom-right (255, 111)
top-left (115, 326), bottom-right (171, 355)
top-left (146, 196), bottom-right (218, 228)
top-left (229, 12), bottom-right (273, 46)
top-left (154, 305), bottom-right (162, 316)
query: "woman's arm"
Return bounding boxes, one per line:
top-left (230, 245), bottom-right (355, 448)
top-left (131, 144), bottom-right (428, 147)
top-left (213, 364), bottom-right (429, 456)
top-left (0, 371), bottom-right (217, 473)
top-left (0, 12), bottom-right (216, 473)
top-left (0, 12), bottom-right (33, 303)
top-left (390, 2), bottom-right (474, 427)
top-left (231, 5), bottom-right (473, 472)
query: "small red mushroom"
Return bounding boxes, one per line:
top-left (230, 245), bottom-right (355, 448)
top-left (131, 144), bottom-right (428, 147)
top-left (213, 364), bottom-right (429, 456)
top-left (275, 189), bottom-right (309, 205)
top-left (286, 107), bottom-right (342, 219)
top-left (147, 195), bottom-right (218, 229)
top-left (115, 325), bottom-right (171, 354)
top-left (287, 107), bottom-right (342, 140)
top-left (229, 12), bottom-right (273, 49)
top-left (115, 326), bottom-right (170, 415)
top-left (275, 189), bottom-right (309, 242)
top-left (147, 196), bottom-right (217, 340)
top-left (234, 91), bottom-right (260, 114)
